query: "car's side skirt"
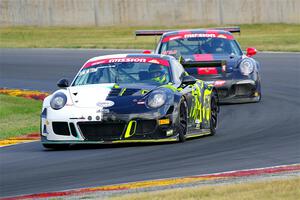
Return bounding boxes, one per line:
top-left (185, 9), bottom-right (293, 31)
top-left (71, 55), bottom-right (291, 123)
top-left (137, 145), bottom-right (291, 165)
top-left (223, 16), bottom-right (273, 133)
top-left (186, 129), bottom-right (211, 139)
top-left (41, 136), bottom-right (179, 145)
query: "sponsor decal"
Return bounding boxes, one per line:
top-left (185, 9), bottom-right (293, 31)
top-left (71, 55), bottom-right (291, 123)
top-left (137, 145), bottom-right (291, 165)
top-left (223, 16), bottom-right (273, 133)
top-left (108, 58), bottom-right (147, 63)
top-left (96, 108), bottom-right (110, 113)
top-left (217, 34), bottom-right (227, 39)
top-left (96, 100), bottom-right (114, 108)
top-left (197, 67), bottom-right (218, 75)
top-left (84, 57), bottom-right (170, 68)
top-left (168, 35), bottom-right (183, 41)
top-left (214, 80), bottom-right (226, 87)
top-left (162, 32), bottom-right (234, 43)
top-left (91, 61), bottom-right (107, 66)
top-left (162, 50), bottom-right (177, 55)
top-left (148, 59), bottom-right (160, 64)
top-left (184, 33), bottom-right (216, 38)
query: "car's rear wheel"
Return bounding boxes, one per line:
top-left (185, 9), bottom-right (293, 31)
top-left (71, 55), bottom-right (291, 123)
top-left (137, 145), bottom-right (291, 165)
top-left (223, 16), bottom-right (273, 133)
top-left (210, 91), bottom-right (219, 135)
top-left (178, 100), bottom-right (188, 142)
top-left (42, 143), bottom-right (69, 150)
top-left (256, 91), bottom-right (262, 102)
top-left (254, 81), bottom-right (262, 102)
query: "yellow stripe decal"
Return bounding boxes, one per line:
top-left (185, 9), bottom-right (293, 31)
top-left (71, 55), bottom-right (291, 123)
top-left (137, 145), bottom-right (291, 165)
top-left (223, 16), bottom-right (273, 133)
top-left (119, 88), bottom-right (127, 96)
top-left (186, 131), bottom-right (211, 139)
top-left (112, 138), bottom-right (178, 143)
top-left (203, 88), bottom-right (212, 121)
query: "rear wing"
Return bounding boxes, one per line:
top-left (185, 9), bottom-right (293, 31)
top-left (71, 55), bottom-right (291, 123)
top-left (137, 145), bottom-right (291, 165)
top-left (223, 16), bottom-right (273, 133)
top-left (135, 27), bottom-right (240, 36)
top-left (211, 27), bottom-right (240, 33)
top-left (181, 60), bottom-right (227, 68)
top-left (135, 30), bottom-right (173, 36)
top-left (181, 60), bottom-right (228, 75)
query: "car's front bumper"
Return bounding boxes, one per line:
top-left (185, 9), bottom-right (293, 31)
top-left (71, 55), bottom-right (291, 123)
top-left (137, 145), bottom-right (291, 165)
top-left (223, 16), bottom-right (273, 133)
top-left (41, 135), bottom-right (179, 145)
top-left (41, 104), bottom-right (179, 144)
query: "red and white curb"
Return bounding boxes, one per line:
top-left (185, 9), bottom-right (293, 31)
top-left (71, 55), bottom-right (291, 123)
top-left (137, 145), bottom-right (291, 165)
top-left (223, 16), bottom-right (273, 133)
top-left (1, 163), bottom-right (300, 200)
top-left (0, 133), bottom-right (40, 148)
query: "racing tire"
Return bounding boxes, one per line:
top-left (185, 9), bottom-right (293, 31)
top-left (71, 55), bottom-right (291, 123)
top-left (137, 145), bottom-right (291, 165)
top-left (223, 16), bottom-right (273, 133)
top-left (178, 100), bottom-right (188, 142)
top-left (256, 92), bottom-right (262, 103)
top-left (210, 90), bottom-right (219, 136)
top-left (254, 81), bottom-right (262, 103)
top-left (42, 143), bottom-right (70, 150)
top-left (255, 89), bottom-right (262, 103)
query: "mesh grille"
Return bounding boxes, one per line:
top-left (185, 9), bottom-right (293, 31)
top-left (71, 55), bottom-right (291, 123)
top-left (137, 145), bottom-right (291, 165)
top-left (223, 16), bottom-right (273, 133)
top-left (135, 120), bottom-right (157, 135)
top-left (234, 84), bottom-right (254, 96)
top-left (78, 122), bottom-right (126, 141)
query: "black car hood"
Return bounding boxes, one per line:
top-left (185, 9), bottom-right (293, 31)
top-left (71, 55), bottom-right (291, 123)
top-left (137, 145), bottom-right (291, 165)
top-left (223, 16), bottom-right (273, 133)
top-left (68, 83), bottom-right (158, 108)
top-left (108, 84), bottom-right (157, 97)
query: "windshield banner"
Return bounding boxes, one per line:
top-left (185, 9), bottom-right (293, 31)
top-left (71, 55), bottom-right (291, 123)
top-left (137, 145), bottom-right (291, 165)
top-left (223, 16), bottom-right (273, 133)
top-left (84, 57), bottom-right (170, 68)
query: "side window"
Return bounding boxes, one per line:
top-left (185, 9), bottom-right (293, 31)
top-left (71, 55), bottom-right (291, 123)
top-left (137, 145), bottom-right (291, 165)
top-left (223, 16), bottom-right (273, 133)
top-left (171, 59), bottom-right (185, 83)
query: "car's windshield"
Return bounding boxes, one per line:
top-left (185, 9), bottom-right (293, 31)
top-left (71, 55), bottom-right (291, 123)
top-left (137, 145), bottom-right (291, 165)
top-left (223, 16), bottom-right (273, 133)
top-left (73, 62), bottom-right (171, 86)
top-left (159, 37), bottom-right (242, 57)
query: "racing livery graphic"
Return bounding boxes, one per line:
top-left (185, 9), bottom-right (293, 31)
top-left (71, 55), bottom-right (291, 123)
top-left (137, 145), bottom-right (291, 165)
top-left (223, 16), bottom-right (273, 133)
top-left (41, 54), bottom-right (219, 149)
top-left (136, 27), bottom-right (261, 103)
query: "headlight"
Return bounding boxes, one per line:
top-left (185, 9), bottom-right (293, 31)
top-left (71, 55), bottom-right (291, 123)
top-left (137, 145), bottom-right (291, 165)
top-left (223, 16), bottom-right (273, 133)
top-left (239, 59), bottom-right (254, 75)
top-left (147, 91), bottom-right (167, 108)
top-left (50, 92), bottom-right (67, 110)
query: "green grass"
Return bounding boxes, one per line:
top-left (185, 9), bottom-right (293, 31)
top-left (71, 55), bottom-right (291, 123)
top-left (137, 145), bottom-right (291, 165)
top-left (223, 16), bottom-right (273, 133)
top-left (108, 177), bottom-right (300, 200)
top-left (0, 94), bottom-right (42, 140)
top-left (0, 24), bottom-right (299, 51)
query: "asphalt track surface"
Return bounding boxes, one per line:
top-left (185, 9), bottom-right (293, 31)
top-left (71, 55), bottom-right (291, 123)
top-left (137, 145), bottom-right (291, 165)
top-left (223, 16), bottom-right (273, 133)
top-left (0, 49), bottom-right (300, 198)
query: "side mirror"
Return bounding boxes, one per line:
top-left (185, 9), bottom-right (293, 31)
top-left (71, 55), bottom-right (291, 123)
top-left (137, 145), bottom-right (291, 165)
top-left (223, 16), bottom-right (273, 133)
top-left (181, 75), bottom-right (196, 87)
top-left (246, 47), bottom-right (257, 57)
top-left (143, 50), bottom-right (152, 54)
top-left (57, 79), bottom-right (69, 88)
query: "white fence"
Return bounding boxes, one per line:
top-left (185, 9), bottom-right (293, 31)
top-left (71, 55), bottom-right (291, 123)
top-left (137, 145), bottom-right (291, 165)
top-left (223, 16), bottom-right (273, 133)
top-left (1, 0), bottom-right (299, 27)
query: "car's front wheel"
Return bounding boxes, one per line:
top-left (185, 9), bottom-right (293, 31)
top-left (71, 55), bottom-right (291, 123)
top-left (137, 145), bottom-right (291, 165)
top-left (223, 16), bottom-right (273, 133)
top-left (178, 100), bottom-right (188, 142)
top-left (210, 90), bottom-right (219, 135)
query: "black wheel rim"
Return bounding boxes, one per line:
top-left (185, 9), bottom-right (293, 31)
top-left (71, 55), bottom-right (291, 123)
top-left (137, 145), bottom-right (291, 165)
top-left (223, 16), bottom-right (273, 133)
top-left (211, 98), bottom-right (218, 129)
top-left (179, 103), bottom-right (187, 135)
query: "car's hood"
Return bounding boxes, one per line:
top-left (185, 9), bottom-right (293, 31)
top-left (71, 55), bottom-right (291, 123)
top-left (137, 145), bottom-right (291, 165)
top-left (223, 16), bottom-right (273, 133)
top-left (68, 83), bottom-right (157, 108)
top-left (182, 54), bottom-right (242, 70)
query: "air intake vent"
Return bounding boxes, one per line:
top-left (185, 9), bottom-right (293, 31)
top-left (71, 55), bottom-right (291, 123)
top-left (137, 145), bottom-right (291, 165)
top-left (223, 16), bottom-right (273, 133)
top-left (109, 88), bottom-right (122, 96)
top-left (78, 121), bottom-right (126, 141)
top-left (121, 88), bottom-right (140, 96)
top-left (69, 122), bottom-right (78, 137)
top-left (52, 122), bottom-right (70, 136)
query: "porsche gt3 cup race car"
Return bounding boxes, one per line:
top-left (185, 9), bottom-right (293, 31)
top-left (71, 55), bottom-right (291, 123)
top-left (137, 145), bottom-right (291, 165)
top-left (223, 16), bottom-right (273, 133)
top-left (136, 27), bottom-right (261, 103)
top-left (41, 54), bottom-right (219, 149)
